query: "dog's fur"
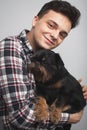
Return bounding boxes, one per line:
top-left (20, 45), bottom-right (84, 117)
top-left (27, 49), bottom-right (86, 124)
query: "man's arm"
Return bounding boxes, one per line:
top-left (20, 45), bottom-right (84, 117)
top-left (68, 110), bottom-right (83, 124)
top-left (57, 111), bottom-right (83, 124)
top-left (0, 38), bottom-right (37, 129)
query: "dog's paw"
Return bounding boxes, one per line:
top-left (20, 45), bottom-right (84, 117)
top-left (49, 103), bottom-right (62, 124)
top-left (34, 96), bottom-right (48, 121)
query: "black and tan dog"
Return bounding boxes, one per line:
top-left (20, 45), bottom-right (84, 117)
top-left (27, 49), bottom-right (86, 125)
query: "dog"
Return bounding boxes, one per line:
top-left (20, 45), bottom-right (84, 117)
top-left (27, 49), bottom-right (86, 125)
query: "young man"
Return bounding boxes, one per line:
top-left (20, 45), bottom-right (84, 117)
top-left (0, 0), bottom-right (87, 130)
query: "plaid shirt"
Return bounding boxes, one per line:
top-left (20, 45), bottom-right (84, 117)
top-left (0, 30), bottom-right (69, 130)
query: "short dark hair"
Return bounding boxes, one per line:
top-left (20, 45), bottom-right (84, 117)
top-left (37, 0), bottom-right (81, 29)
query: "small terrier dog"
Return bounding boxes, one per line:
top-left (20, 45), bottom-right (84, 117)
top-left (27, 49), bottom-right (86, 124)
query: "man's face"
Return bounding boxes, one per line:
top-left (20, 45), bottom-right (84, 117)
top-left (31, 10), bottom-right (72, 50)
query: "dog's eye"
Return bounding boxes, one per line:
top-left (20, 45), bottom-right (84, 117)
top-left (42, 57), bottom-right (46, 61)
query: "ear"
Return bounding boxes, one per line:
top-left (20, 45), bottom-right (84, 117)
top-left (55, 53), bottom-right (64, 66)
top-left (32, 16), bottom-right (39, 27)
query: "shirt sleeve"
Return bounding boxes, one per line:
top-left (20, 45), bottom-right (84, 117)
top-left (0, 38), bottom-right (37, 129)
top-left (58, 113), bottom-right (70, 124)
top-left (41, 113), bottom-right (70, 130)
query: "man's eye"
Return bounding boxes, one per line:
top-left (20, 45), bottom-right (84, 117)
top-left (48, 23), bottom-right (54, 29)
top-left (59, 32), bottom-right (68, 39)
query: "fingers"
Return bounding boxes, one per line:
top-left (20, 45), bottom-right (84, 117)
top-left (82, 85), bottom-right (87, 100)
top-left (78, 78), bottom-right (87, 100)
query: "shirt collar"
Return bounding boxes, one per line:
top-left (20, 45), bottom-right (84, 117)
top-left (18, 29), bottom-right (33, 54)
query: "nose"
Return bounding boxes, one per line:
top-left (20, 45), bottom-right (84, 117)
top-left (50, 30), bottom-right (59, 41)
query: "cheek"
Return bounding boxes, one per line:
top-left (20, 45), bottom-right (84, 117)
top-left (53, 40), bottom-right (63, 48)
top-left (34, 24), bottom-right (47, 41)
top-left (34, 25), bottom-right (43, 37)
top-left (33, 26), bottom-right (41, 40)
top-left (36, 22), bottom-right (49, 34)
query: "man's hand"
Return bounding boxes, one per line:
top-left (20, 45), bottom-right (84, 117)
top-left (82, 85), bottom-right (87, 100)
top-left (78, 78), bottom-right (87, 100)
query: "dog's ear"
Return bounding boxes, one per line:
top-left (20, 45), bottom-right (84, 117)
top-left (55, 53), bottom-right (69, 78)
top-left (55, 53), bottom-right (64, 66)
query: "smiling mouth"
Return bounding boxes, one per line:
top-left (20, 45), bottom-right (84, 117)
top-left (44, 35), bottom-right (55, 45)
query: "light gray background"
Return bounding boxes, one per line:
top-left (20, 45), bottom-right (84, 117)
top-left (0, 0), bottom-right (87, 130)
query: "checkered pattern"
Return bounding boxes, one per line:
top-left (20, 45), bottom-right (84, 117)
top-left (0, 30), bottom-right (69, 130)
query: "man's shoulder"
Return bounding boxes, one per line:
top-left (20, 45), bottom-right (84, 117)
top-left (0, 29), bottom-right (28, 43)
